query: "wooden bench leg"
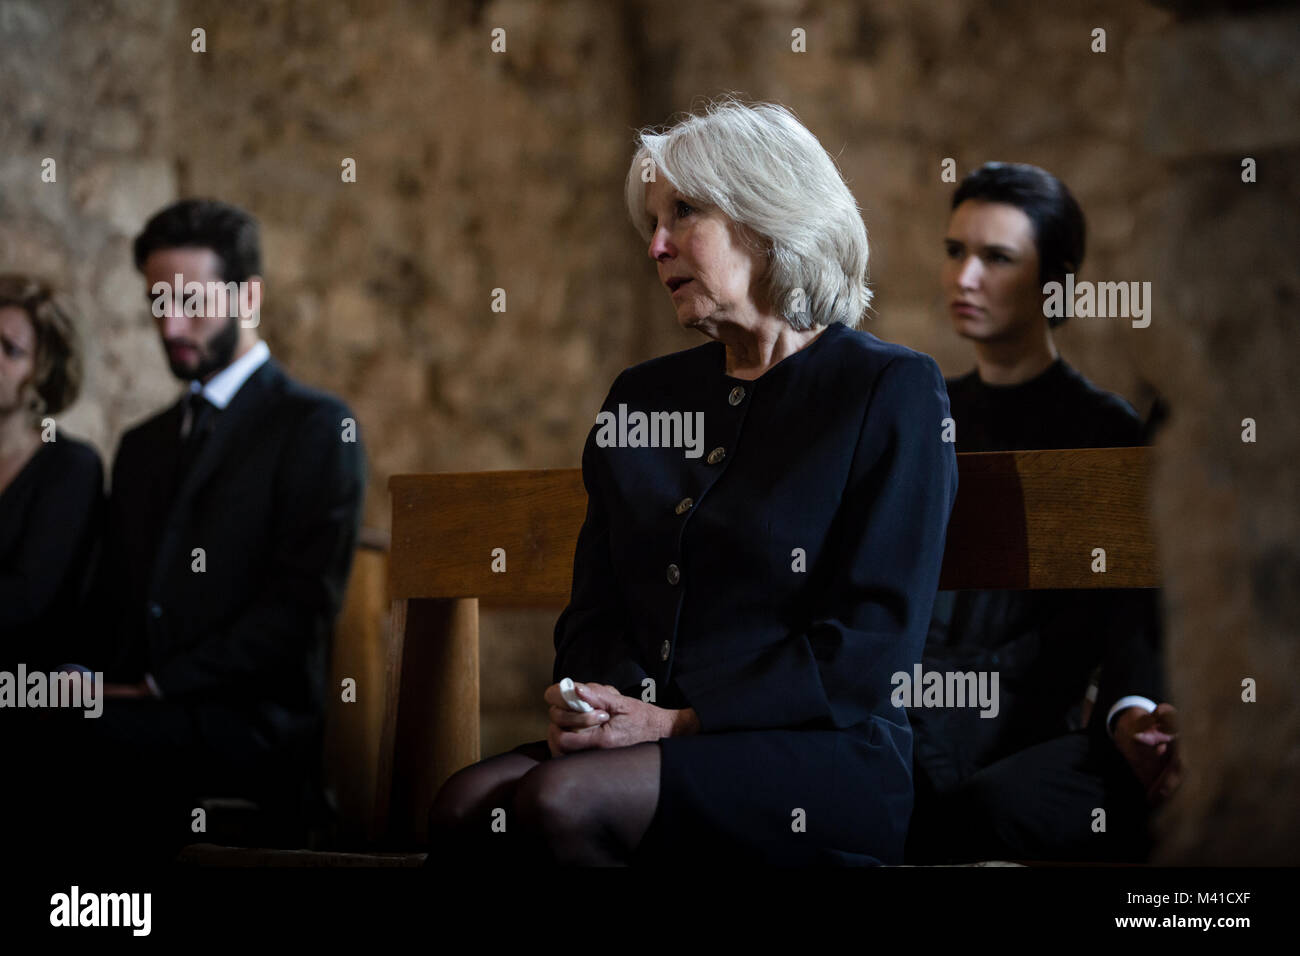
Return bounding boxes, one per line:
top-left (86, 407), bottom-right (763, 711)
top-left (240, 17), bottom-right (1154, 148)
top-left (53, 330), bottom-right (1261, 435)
top-left (377, 597), bottom-right (480, 847)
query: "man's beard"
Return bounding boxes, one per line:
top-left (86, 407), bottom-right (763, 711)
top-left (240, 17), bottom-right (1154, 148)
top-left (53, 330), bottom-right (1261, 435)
top-left (168, 314), bottom-right (240, 382)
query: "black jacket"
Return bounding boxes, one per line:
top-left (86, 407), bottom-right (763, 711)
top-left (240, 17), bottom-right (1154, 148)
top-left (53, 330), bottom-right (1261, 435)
top-left (90, 357), bottom-right (365, 760)
top-left (552, 323), bottom-right (958, 862)
top-left (0, 437), bottom-right (103, 669)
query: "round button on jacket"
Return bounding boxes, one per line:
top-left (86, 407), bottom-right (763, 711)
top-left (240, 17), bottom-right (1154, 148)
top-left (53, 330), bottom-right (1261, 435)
top-left (675, 497), bottom-right (694, 515)
top-left (728, 385), bottom-right (746, 406)
top-left (706, 446), bottom-right (726, 465)
top-left (666, 563), bottom-right (681, 585)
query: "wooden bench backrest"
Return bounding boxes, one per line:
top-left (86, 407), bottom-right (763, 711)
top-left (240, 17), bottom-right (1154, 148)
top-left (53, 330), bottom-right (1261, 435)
top-left (378, 447), bottom-right (1157, 845)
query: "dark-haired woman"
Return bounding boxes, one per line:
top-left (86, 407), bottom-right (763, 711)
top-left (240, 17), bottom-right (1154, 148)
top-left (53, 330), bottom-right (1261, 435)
top-left (0, 275), bottom-right (102, 669)
top-left (905, 163), bottom-right (1174, 864)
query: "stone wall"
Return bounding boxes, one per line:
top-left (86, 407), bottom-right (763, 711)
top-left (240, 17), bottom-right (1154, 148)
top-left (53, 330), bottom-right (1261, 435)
top-left (3, 0), bottom-right (1176, 511)
top-left (3, 0), bottom-right (1294, 860)
top-left (1126, 3), bottom-right (1300, 865)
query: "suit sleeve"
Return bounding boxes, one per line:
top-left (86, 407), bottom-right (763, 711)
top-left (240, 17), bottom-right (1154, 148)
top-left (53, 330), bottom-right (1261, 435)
top-left (149, 399), bottom-right (365, 698)
top-left (552, 381), bottom-right (651, 699)
top-left (1090, 407), bottom-right (1165, 734)
top-left (674, 355), bottom-right (960, 734)
top-left (1095, 587), bottom-right (1166, 734)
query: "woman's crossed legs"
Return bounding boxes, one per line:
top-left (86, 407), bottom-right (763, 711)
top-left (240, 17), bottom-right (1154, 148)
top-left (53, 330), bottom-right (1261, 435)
top-left (428, 739), bottom-right (661, 866)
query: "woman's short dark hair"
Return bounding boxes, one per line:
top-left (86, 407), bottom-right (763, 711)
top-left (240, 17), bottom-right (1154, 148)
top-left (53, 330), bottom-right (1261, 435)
top-left (0, 274), bottom-right (83, 422)
top-left (132, 198), bottom-right (261, 283)
top-left (952, 163), bottom-right (1085, 328)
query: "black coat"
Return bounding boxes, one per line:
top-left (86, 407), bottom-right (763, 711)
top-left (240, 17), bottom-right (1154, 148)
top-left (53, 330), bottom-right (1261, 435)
top-left (90, 357), bottom-right (365, 768)
top-left (0, 437), bottom-right (102, 669)
top-left (553, 322), bottom-right (958, 864)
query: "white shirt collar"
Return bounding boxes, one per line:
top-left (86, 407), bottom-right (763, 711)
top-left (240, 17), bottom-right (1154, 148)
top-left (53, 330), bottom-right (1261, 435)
top-left (186, 339), bottom-right (271, 410)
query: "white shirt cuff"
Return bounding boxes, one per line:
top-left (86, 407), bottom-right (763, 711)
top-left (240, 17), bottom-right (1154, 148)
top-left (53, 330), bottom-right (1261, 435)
top-left (143, 673), bottom-right (163, 699)
top-left (1106, 695), bottom-right (1157, 737)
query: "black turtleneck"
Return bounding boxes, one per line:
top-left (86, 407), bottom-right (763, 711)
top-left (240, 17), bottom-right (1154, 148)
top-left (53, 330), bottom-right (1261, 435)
top-left (944, 357), bottom-right (1144, 453)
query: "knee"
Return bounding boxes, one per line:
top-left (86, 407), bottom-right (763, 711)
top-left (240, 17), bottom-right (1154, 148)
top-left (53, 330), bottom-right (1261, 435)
top-left (952, 767), bottom-right (1020, 840)
top-left (428, 765), bottom-right (496, 834)
top-left (956, 769), bottom-right (1003, 819)
top-left (933, 769), bottom-right (1018, 858)
top-left (513, 761), bottom-right (591, 846)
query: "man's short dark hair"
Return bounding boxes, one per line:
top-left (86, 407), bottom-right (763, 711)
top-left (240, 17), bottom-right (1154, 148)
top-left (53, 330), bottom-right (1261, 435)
top-left (132, 199), bottom-right (261, 283)
top-left (952, 163), bottom-right (1085, 328)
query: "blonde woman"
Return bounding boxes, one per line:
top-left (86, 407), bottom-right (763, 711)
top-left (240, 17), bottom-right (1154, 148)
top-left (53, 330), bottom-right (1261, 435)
top-left (431, 98), bottom-right (958, 866)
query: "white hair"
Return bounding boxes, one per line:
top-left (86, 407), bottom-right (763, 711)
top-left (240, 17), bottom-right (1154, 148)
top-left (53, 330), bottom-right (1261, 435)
top-left (624, 95), bottom-right (872, 330)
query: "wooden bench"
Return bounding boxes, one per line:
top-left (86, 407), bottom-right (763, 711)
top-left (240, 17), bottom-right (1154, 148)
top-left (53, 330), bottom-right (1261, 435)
top-left (378, 447), bottom-right (1158, 847)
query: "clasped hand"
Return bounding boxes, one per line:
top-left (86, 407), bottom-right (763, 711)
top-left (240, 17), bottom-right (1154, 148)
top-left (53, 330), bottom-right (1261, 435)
top-left (543, 681), bottom-right (677, 758)
top-left (1113, 702), bottom-right (1183, 806)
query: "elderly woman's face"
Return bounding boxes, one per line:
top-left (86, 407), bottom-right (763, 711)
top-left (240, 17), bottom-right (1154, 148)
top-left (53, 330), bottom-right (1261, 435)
top-left (943, 200), bottom-right (1044, 343)
top-left (644, 175), bottom-right (767, 331)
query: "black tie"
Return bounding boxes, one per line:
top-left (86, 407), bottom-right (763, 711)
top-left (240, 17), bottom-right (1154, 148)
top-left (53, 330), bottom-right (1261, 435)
top-left (173, 392), bottom-right (216, 495)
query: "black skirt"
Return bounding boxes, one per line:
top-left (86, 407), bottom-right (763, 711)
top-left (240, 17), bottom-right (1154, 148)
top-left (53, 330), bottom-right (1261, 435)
top-left (631, 722), bottom-right (911, 866)
top-left (513, 719), bottom-right (912, 866)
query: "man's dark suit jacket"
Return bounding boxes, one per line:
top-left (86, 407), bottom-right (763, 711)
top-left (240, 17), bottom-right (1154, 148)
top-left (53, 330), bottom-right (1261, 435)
top-left (92, 356), bottom-right (365, 777)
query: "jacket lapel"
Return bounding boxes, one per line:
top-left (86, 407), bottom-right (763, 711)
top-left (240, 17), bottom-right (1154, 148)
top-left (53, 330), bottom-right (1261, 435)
top-left (139, 399), bottom-right (188, 564)
top-left (172, 359), bottom-right (284, 508)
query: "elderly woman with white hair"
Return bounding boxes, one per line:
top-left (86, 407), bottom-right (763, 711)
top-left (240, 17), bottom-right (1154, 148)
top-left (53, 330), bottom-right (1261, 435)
top-left (430, 97), bottom-right (959, 866)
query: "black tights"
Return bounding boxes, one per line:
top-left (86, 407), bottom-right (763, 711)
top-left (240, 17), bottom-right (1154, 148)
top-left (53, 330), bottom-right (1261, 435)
top-left (428, 740), bottom-right (661, 866)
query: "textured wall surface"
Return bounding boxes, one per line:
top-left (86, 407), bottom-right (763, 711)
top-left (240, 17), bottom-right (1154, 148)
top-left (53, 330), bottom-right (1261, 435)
top-left (1, 0), bottom-right (1173, 510)
top-left (2, 0), bottom-right (1294, 861)
top-left (1126, 6), bottom-right (1300, 864)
